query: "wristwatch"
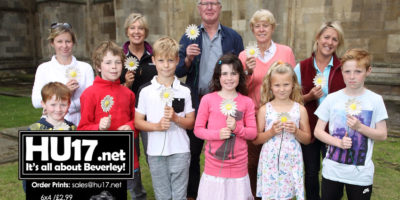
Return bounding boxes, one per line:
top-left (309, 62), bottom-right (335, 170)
top-left (244, 69), bottom-right (253, 76)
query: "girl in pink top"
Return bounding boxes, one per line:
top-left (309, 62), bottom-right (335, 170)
top-left (194, 54), bottom-right (257, 200)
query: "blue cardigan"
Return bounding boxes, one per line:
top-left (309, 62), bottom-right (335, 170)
top-left (176, 24), bottom-right (244, 109)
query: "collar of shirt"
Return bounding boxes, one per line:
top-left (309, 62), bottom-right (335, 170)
top-left (200, 23), bottom-right (222, 39)
top-left (151, 76), bottom-right (180, 90)
top-left (313, 56), bottom-right (334, 74)
top-left (258, 40), bottom-right (276, 63)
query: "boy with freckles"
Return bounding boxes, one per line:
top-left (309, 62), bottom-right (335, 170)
top-left (314, 48), bottom-right (388, 200)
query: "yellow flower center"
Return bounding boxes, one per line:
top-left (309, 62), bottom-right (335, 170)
top-left (190, 29), bottom-right (196, 35)
top-left (129, 61), bottom-right (135, 67)
top-left (70, 71), bottom-right (77, 77)
top-left (350, 103), bottom-right (357, 111)
top-left (281, 116), bottom-right (288, 123)
top-left (225, 104), bottom-right (232, 110)
top-left (163, 93), bottom-right (170, 99)
top-left (104, 100), bottom-right (110, 107)
top-left (316, 78), bottom-right (322, 85)
top-left (249, 49), bottom-right (255, 55)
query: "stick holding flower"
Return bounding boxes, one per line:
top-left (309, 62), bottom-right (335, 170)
top-left (99, 95), bottom-right (114, 130)
top-left (344, 98), bottom-right (362, 170)
top-left (65, 66), bottom-right (80, 93)
top-left (218, 99), bottom-right (238, 174)
top-left (276, 112), bottom-right (291, 171)
top-left (160, 87), bottom-right (174, 129)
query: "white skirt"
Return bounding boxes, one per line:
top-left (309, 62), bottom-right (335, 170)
top-left (197, 173), bottom-right (254, 200)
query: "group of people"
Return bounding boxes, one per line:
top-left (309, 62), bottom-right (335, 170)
top-left (28, 0), bottom-right (388, 200)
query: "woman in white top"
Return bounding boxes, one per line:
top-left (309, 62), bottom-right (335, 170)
top-left (31, 22), bottom-right (94, 126)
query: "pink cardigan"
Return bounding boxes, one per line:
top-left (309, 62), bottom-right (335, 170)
top-left (239, 44), bottom-right (295, 111)
top-left (194, 92), bottom-right (257, 178)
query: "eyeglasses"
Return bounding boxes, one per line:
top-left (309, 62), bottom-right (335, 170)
top-left (50, 22), bottom-right (72, 29)
top-left (199, 1), bottom-right (220, 7)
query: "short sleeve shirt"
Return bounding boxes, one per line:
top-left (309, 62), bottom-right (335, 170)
top-left (136, 76), bottom-right (194, 156)
top-left (315, 89), bottom-right (388, 185)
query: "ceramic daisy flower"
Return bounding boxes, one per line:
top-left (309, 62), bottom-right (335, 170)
top-left (65, 66), bottom-right (80, 80)
top-left (313, 73), bottom-right (326, 88)
top-left (220, 99), bottom-right (237, 117)
top-left (101, 95), bottom-right (114, 113)
top-left (185, 24), bottom-right (200, 40)
top-left (160, 87), bottom-right (174, 105)
top-left (125, 56), bottom-right (139, 71)
top-left (345, 98), bottom-right (362, 116)
top-left (277, 112), bottom-right (291, 123)
top-left (245, 43), bottom-right (260, 57)
top-left (53, 122), bottom-right (70, 131)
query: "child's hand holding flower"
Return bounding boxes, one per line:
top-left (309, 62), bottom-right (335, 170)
top-left (346, 115), bottom-right (361, 131)
top-left (340, 132), bottom-right (352, 149)
top-left (283, 121), bottom-right (297, 135)
top-left (158, 117), bottom-right (171, 131)
top-left (271, 121), bottom-right (283, 135)
top-left (99, 115), bottom-right (111, 130)
top-left (219, 127), bottom-right (231, 140)
top-left (164, 106), bottom-right (175, 120)
top-left (345, 98), bottom-right (362, 131)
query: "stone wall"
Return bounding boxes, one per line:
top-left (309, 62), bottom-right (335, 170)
top-left (0, 0), bottom-right (35, 72)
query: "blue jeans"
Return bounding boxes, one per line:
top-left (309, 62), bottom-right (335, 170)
top-left (148, 153), bottom-right (190, 200)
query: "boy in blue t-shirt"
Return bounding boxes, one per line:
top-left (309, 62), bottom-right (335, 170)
top-left (314, 48), bottom-right (388, 200)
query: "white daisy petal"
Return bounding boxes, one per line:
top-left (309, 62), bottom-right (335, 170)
top-left (345, 98), bottom-right (362, 116)
top-left (54, 122), bottom-right (70, 130)
top-left (220, 99), bottom-right (237, 117)
top-left (65, 66), bottom-right (80, 80)
top-left (160, 88), bottom-right (174, 105)
top-left (185, 24), bottom-right (200, 40)
top-left (313, 73), bottom-right (327, 88)
top-left (245, 43), bottom-right (260, 57)
top-left (125, 56), bottom-right (139, 71)
top-left (277, 112), bottom-right (291, 123)
top-left (101, 95), bottom-right (114, 113)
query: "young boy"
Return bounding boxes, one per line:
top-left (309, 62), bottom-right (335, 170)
top-left (135, 36), bottom-right (195, 199)
top-left (314, 48), bottom-right (388, 200)
top-left (77, 41), bottom-right (145, 199)
top-left (25, 82), bottom-right (75, 192)
top-left (29, 82), bottom-right (75, 131)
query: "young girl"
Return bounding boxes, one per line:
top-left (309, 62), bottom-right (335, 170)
top-left (253, 61), bottom-right (311, 200)
top-left (194, 54), bottom-right (257, 200)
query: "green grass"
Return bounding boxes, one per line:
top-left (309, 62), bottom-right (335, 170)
top-left (0, 95), bottom-right (42, 129)
top-left (0, 94), bottom-right (398, 199)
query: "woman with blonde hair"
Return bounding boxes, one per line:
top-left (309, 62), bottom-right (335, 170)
top-left (120, 12), bottom-right (153, 200)
top-left (238, 9), bottom-right (296, 198)
top-left (293, 21), bottom-right (346, 200)
top-left (31, 22), bottom-right (94, 126)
